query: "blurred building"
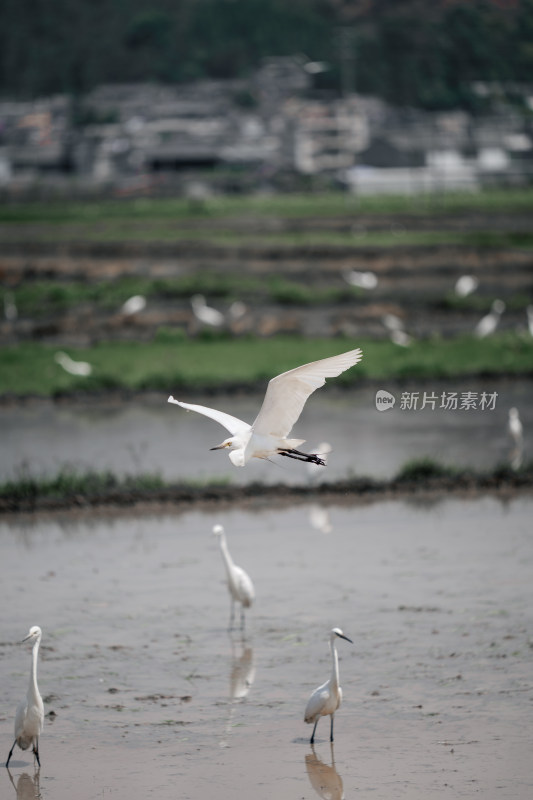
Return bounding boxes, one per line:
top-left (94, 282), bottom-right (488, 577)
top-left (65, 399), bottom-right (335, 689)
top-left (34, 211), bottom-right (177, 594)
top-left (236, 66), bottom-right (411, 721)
top-left (0, 57), bottom-right (532, 196)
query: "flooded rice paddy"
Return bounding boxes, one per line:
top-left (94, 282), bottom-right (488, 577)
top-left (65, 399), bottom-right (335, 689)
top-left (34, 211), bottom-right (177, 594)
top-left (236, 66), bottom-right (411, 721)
top-left (1, 495), bottom-right (532, 799)
top-left (1, 379), bottom-right (531, 484)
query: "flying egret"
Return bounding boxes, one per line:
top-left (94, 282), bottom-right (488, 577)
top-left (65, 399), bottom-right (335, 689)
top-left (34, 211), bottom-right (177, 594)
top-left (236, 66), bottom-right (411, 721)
top-left (120, 295), bottom-right (146, 315)
top-left (475, 299), bottom-right (505, 338)
top-left (213, 524), bottom-right (255, 630)
top-left (304, 627), bottom-right (352, 744)
top-left (343, 270), bottom-right (378, 290)
top-left (168, 348), bottom-right (363, 467)
top-left (454, 275), bottom-right (479, 298)
top-left (54, 351), bottom-right (92, 377)
top-left (6, 626), bottom-right (45, 769)
top-left (190, 294), bottom-right (225, 327)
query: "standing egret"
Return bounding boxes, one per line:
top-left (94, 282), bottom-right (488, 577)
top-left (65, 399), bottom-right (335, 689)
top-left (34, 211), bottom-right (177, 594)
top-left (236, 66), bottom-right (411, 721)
top-left (190, 294), bottom-right (225, 327)
top-left (213, 525), bottom-right (255, 630)
top-left (508, 407), bottom-right (523, 448)
top-left (6, 627), bottom-right (45, 768)
top-left (454, 275), bottom-right (479, 298)
top-left (527, 305), bottom-right (533, 337)
top-left (54, 351), bottom-right (92, 377)
top-left (475, 299), bottom-right (505, 338)
top-left (120, 295), bottom-right (146, 315)
top-left (304, 628), bottom-right (352, 744)
top-left (343, 270), bottom-right (378, 290)
top-left (168, 348), bottom-right (362, 467)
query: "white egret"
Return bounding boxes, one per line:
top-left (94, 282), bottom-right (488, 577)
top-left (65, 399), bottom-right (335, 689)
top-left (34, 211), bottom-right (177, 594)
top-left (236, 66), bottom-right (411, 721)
top-left (190, 294), bottom-right (225, 327)
top-left (343, 270), bottom-right (378, 290)
top-left (508, 407), bottom-right (523, 448)
top-left (120, 294), bottom-right (146, 315)
top-left (527, 305), bottom-right (533, 337)
top-left (6, 626), bottom-right (45, 768)
top-left (304, 628), bottom-right (352, 744)
top-left (168, 348), bottom-right (363, 467)
top-left (3, 291), bottom-right (18, 322)
top-left (213, 525), bottom-right (255, 630)
top-left (454, 275), bottom-right (479, 298)
top-left (54, 351), bottom-right (92, 377)
top-left (475, 299), bottom-right (505, 338)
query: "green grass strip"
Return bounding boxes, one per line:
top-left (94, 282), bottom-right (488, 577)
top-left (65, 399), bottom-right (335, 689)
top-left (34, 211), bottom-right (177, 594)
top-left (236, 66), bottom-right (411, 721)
top-left (0, 333), bottom-right (532, 397)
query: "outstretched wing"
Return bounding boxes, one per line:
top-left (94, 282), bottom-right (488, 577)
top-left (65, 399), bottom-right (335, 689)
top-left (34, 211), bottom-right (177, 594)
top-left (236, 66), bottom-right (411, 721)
top-left (168, 397), bottom-right (250, 436)
top-left (252, 348), bottom-right (363, 438)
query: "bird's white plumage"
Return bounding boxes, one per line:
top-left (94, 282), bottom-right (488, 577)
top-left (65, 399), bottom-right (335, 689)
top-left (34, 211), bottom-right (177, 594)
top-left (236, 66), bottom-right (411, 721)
top-left (252, 348), bottom-right (363, 438)
top-left (168, 347), bottom-right (363, 467)
top-left (7, 626), bottom-right (44, 768)
top-left (304, 627), bottom-right (352, 744)
top-left (168, 397), bottom-right (250, 437)
top-left (213, 524), bottom-right (255, 629)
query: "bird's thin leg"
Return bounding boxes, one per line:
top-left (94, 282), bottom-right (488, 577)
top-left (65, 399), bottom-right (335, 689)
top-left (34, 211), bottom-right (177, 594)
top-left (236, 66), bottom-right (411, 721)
top-left (279, 449), bottom-right (326, 466)
top-left (310, 719), bottom-right (319, 745)
top-left (330, 713), bottom-right (335, 743)
top-left (33, 739), bottom-right (41, 768)
top-left (6, 740), bottom-right (16, 768)
top-left (240, 606), bottom-right (246, 631)
top-left (228, 600), bottom-right (235, 631)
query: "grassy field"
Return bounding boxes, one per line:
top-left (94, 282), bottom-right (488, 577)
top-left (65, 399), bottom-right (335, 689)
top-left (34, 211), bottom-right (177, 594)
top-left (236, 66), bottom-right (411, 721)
top-left (1, 333), bottom-right (531, 397)
top-left (2, 187), bottom-right (533, 225)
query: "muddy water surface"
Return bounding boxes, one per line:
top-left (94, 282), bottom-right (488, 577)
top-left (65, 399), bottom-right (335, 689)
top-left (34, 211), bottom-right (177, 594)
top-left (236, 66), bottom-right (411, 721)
top-left (1, 379), bottom-right (531, 483)
top-left (1, 495), bottom-right (532, 799)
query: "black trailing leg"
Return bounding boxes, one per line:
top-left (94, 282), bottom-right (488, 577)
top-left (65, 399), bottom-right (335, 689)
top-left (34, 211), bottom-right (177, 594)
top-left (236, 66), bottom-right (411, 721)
top-left (6, 740), bottom-right (16, 768)
top-left (279, 449), bottom-right (326, 466)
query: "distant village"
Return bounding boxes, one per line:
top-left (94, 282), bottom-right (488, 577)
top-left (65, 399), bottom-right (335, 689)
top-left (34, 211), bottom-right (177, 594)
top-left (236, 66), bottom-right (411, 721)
top-left (1, 56), bottom-right (532, 198)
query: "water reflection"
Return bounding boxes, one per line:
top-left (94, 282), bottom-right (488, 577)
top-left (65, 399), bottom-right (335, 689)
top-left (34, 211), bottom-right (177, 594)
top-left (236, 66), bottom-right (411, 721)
top-left (220, 635), bottom-right (255, 747)
top-left (305, 745), bottom-right (344, 800)
top-left (308, 504), bottom-right (333, 534)
top-left (6, 769), bottom-right (41, 800)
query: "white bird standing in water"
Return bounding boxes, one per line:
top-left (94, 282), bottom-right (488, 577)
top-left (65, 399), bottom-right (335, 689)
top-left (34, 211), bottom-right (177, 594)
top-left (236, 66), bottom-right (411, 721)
top-left (213, 525), bottom-right (255, 630)
top-left (6, 627), bottom-right (45, 768)
top-left (120, 294), bottom-right (146, 315)
top-left (343, 270), bottom-right (378, 290)
top-left (475, 299), bottom-right (505, 338)
top-left (508, 407), bottom-right (523, 448)
top-left (304, 628), bottom-right (352, 744)
top-left (168, 348), bottom-right (362, 467)
top-left (54, 351), bottom-right (92, 376)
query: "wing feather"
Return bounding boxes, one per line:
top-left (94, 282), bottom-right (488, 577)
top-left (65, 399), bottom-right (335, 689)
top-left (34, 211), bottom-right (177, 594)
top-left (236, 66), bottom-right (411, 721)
top-left (168, 397), bottom-right (250, 436)
top-left (252, 348), bottom-right (363, 437)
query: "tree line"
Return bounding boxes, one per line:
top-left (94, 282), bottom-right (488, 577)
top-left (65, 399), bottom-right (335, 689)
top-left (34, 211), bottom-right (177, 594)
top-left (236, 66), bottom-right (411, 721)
top-left (1, 0), bottom-right (532, 110)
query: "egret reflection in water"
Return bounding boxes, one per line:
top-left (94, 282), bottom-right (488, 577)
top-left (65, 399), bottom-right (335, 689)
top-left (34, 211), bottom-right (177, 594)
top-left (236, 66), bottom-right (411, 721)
top-left (7, 769), bottom-right (41, 800)
top-left (305, 745), bottom-right (344, 800)
top-left (220, 636), bottom-right (255, 748)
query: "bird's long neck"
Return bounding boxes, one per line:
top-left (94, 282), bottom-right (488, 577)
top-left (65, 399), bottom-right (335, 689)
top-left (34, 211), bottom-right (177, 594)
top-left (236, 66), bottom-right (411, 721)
top-left (28, 638), bottom-right (40, 700)
top-left (219, 534), bottom-right (235, 576)
top-left (329, 637), bottom-right (340, 690)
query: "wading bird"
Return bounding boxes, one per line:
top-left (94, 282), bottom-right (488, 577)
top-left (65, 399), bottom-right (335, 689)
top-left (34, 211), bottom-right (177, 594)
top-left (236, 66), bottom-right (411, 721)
top-left (213, 525), bottom-right (255, 630)
top-left (190, 294), bottom-right (225, 327)
top-left (475, 299), bottom-right (505, 338)
top-left (343, 269), bottom-right (378, 290)
top-left (54, 351), bottom-right (92, 377)
top-left (454, 275), bottom-right (479, 298)
top-left (168, 348), bottom-right (362, 467)
top-left (304, 628), bottom-right (352, 744)
top-left (6, 627), bottom-right (45, 769)
top-left (120, 295), bottom-right (146, 315)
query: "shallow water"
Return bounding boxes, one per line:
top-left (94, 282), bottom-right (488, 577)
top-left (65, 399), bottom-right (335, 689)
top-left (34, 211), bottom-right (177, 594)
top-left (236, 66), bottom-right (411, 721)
top-left (1, 378), bottom-right (531, 483)
top-left (1, 495), bottom-right (532, 799)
